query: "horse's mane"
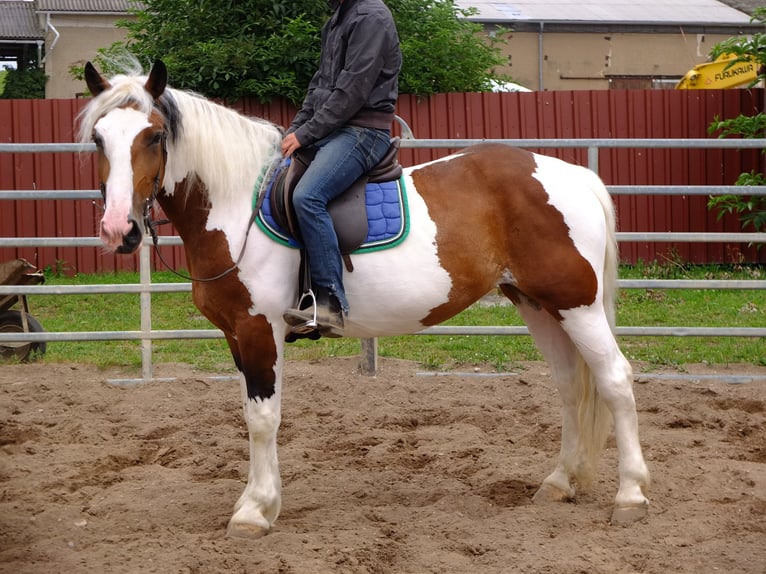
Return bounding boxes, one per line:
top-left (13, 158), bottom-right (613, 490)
top-left (78, 68), bottom-right (283, 204)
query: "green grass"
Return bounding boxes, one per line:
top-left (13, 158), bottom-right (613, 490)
top-left (13, 263), bottom-right (766, 371)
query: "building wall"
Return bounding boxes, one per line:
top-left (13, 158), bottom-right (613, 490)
top-left (42, 14), bottom-right (132, 98)
top-left (495, 29), bottom-right (744, 91)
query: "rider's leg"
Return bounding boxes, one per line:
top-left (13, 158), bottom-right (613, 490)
top-left (284, 127), bottom-right (390, 332)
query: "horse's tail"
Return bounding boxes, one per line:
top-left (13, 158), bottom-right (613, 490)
top-left (573, 173), bottom-right (618, 487)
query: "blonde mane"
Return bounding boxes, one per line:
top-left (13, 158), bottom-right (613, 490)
top-left (78, 70), bottom-right (283, 203)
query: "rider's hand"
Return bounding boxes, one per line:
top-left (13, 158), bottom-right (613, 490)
top-left (281, 133), bottom-right (302, 157)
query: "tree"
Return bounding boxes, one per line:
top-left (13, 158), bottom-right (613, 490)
top-left (73, 0), bottom-right (509, 102)
top-left (706, 7), bottom-right (766, 239)
top-left (1, 48), bottom-right (46, 99)
top-left (0, 67), bottom-right (47, 99)
top-left (121, 0), bottom-right (326, 103)
top-left (386, 0), bottom-right (508, 95)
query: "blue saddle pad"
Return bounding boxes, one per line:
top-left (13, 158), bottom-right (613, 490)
top-left (256, 172), bottom-right (409, 254)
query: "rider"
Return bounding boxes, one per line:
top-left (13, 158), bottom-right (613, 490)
top-left (282, 0), bottom-right (402, 337)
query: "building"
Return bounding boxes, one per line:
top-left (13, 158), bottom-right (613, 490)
top-left (455, 0), bottom-right (761, 90)
top-left (0, 1), bottom-right (45, 70)
top-left (0, 0), bottom-right (141, 98)
top-left (721, 0), bottom-right (762, 15)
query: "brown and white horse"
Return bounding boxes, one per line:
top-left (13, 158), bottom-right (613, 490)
top-left (79, 61), bottom-right (649, 538)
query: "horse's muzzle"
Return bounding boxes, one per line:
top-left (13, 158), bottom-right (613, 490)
top-left (116, 218), bottom-right (143, 254)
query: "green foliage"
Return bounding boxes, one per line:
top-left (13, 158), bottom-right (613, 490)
top-left (709, 112), bottom-right (766, 139)
top-left (707, 172), bottom-right (766, 233)
top-left (706, 9), bottom-right (766, 239)
top-left (74, 0), bottom-right (509, 102)
top-left (386, 0), bottom-right (509, 95)
top-left (117, 0), bottom-right (327, 103)
top-left (0, 67), bottom-right (47, 99)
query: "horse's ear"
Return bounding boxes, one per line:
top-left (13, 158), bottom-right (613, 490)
top-left (84, 61), bottom-right (111, 96)
top-left (144, 60), bottom-right (168, 100)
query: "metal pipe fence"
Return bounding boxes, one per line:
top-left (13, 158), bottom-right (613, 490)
top-left (1, 139), bottom-right (765, 380)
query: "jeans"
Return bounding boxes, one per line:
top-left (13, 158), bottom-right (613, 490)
top-left (292, 126), bottom-right (392, 314)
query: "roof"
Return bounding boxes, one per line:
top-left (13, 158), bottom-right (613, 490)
top-left (718, 0), bottom-right (762, 15)
top-left (455, 0), bottom-right (755, 25)
top-left (35, 0), bottom-right (142, 13)
top-left (0, 1), bottom-right (45, 41)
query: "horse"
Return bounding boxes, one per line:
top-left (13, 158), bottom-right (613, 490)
top-left (78, 60), bottom-right (650, 538)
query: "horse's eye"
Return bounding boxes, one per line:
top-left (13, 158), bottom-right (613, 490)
top-left (149, 132), bottom-right (164, 147)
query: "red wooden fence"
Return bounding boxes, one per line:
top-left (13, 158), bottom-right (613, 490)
top-left (1, 89), bottom-right (764, 274)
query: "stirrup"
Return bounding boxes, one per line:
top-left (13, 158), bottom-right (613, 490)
top-left (284, 289), bottom-right (319, 335)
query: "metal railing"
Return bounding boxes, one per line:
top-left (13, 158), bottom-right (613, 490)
top-left (1, 139), bottom-right (765, 380)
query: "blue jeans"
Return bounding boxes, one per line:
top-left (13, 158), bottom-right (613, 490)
top-left (292, 126), bottom-right (391, 314)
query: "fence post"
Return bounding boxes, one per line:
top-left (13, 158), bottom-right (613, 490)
top-left (359, 337), bottom-right (378, 376)
top-left (587, 145), bottom-right (599, 174)
top-left (140, 243), bottom-right (153, 381)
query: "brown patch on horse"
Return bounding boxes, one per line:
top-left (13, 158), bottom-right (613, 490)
top-left (129, 118), bottom-right (167, 209)
top-left (95, 103), bottom-right (163, 208)
top-left (413, 144), bottom-right (598, 324)
top-left (157, 178), bottom-right (279, 399)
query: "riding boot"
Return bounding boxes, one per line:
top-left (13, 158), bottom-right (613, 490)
top-left (283, 286), bottom-right (345, 338)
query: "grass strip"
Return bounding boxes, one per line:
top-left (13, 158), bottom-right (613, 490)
top-left (13, 263), bottom-right (765, 371)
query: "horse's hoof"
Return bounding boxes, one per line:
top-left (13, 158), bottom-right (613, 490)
top-left (532, 482), bottom-right (574, 504)
top-left (226, 521), bottom-right (270, 539)
top-left (611, 503), bottom-right (648, 525)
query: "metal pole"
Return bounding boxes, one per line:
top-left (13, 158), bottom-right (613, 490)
top-left (588, 146), bottom-right (599, 174)
top-left (140, 243), bottom-right (153, 381)
top-left (538, 22), bottom-right (545, 91)
top-left (359, 337), bottom-right (378, 376)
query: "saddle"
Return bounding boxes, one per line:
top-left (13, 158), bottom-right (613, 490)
top-left (269, 137), bottom-right (403, 261)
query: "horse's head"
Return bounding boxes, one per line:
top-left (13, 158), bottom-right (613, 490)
top-left (83, 60), bottom-right (171, 254)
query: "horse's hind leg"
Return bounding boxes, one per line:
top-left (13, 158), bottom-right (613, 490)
top-left (508, 290), bottom-right (650, 523)
top-left (557, 306), bottom-right (650, 524)
top-left (509, 298), bottom-right (586, 504)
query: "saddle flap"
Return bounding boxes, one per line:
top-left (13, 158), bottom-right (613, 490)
top-left (328, 178), bottom-right (369, 254)
top-left (269, 150), bottom-right (314, 242)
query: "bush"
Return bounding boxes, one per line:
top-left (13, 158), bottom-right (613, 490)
top-left (0, 67), bottom-right (47, 99)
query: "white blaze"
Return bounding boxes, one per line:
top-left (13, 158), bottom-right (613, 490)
top-left (94, 108), bottom-right (151, 250)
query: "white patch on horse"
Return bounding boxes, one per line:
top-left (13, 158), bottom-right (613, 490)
top-left (94, 108), bottom-right (151, 250)
top-left (530, 152), bottom-right (608, 286)
top-left (229, 385), bottom-right (282, 536)
top-left (341, 169), bottom-right (453, 338)
top-left (202, 167), bottom-right (299, 323)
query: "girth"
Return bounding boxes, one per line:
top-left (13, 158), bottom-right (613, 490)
top-left (269, 137), bottom-right (403, 261)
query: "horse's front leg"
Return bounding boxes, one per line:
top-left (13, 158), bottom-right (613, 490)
top-left (223, 315), bottom-right (285, 539)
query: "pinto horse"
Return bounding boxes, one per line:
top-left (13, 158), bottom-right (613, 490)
top-left (79, 60), bottom-right (649, 538)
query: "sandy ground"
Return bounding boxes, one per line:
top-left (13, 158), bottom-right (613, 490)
top-left (0, 357), bottom-right (764, 574)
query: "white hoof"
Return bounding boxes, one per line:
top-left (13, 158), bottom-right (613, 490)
top-left (532, 482), bottom-right (575, 504)
top-left (611, 502), bottom-right (649, 525)
top-left (227, 518), bottom-right (270, 539)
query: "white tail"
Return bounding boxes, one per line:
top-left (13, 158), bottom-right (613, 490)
top-left (573, 175), bottom-right (620, 486)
